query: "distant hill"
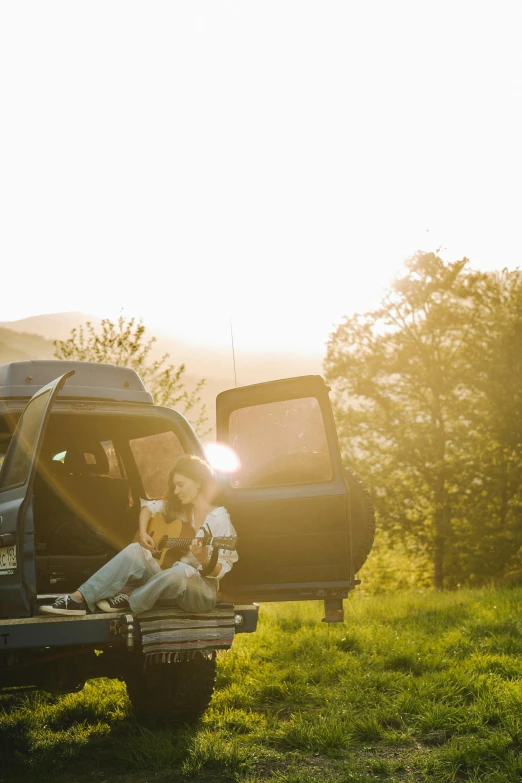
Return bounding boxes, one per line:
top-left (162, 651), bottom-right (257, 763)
top-left (0, 312), bottom-right (323, 380)
top-left (0, 312), bottom-right (103, 342)
top-left (0, 328), bottom-right (54, 365)
top-left (0, 312), bottom-right (323, 424)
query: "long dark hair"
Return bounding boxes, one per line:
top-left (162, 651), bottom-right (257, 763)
top-left (163, 455), bottom-right (216, 521)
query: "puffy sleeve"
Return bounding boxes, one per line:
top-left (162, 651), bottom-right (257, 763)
top-left (140, 498), bottom-right (165, 517)
top-left (201, 507), bottom-right (238, 580)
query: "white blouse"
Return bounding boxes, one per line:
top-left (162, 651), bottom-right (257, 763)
top-left (139, 499), bottom-right (238, 580)
top-left (140, 498), bottom-right (165, 516)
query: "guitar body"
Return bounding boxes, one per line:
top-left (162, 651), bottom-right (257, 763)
top-left (132, 513), bottom-right (195, 570)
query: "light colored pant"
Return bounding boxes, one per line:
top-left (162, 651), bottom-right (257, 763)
top-left (78, 542), bottom-right (217, 614)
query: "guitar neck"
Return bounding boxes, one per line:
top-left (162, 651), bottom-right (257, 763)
top-left (164, 538), bottom-right (196, 548)
top-left (162, 537), bottom-right (235, 550)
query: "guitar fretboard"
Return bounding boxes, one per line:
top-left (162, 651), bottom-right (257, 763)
top-left (163, 538), bottom-right (200, 547)
top-left (159, 536), bottom-right (235, 550)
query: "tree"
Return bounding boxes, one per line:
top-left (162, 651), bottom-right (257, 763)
top-left (53, 317), bottom-right (208, 434)
top-left (325, 252), bottom-right (477, 589)
top-left (452, 268), bottom-right (522, 585)
top-left (325, 254), bottom-right (522, 590)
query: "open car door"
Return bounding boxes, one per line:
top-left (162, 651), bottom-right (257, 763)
top-left (216, 375), bottom-right (358, 609)
top-left (0, 371), bottom-right (74, 617)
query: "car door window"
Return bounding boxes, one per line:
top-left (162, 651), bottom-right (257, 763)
top-left (0, 389), bottom-right (52, 491)
top-left (229, 397), bottom-right (332, 489)
top-left (101, 440), bottom-right (124, 478)
top-left (0, 434), bottom-right (12, 472)
top-left (130, 431), bottom-right (185, 498)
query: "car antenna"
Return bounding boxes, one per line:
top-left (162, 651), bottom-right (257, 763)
top-left (230, 315), bottom-right (238, 387)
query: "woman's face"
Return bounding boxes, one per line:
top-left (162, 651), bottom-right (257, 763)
top-left (173, 472), bottom-right (201, 505)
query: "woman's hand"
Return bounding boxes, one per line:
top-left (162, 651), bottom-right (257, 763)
top-left (139, 532), bottom-right (157, 553)
top-left (190, 537), bottom-right (210, 567)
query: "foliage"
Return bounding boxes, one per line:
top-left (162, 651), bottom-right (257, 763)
top-left (454, 269), bottom-right (522, 586)
top-left (53, 316), bottom-right (208, 434)
top-left (325, 251), bottom-right (522, 589)
top-left (3, 591), bottom-right (522, 782)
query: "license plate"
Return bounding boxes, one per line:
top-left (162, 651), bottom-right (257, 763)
top-left (0, 545), bottom-right (16, 571)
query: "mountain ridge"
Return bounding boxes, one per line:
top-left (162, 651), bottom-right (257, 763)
top-left (0, 312), bottom-right (323, 385)
top-left (0, 313), bottom-right (324, 423)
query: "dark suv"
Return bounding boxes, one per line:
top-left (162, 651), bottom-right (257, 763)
top-left (0, 360), bottom-right (374, 722)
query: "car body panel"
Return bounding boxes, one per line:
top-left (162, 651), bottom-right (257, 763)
top-left (0, 371), bottom-right (75, 617)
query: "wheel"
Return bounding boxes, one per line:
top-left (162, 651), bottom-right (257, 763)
top-left (344, 467), bottom-right (376, 574)
top-left (125, 652), bottom-right (217, 724)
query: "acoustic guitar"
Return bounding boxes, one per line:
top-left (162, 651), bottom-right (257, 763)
top-left (132, 513), bottom-right (237, 570)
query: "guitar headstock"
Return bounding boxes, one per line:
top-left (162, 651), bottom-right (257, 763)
top-left (195, 530), bottom-right (238, 550)
top-left (212, 535), bottom-right (238, 551)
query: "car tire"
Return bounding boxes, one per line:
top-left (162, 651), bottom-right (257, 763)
top-left (125, 651), bottom-right (217, 724)
top-left (344, 467), bottom-right (376, 574)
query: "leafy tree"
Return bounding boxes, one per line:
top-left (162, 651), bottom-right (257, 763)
top-left (325, 252), bottom-right (478, 589)
top-left (451, 269), bottom-right (522, 585)
top-left (53, 317), bottom-right (208, 434)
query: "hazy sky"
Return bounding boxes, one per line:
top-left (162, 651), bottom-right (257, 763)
top-left (2, 2), bottom-right (521, 356)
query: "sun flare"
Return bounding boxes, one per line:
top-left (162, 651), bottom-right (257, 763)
top-left (204, 442), bottom-right (241, 474)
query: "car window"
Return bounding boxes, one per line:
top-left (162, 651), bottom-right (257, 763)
top-left (0, 435), bottom-right (11, 472)
top-left (0, 390), bottom-right (52, 491)
top-left (101, 440), bottom-right (124, 478)
top-left (130, 431), bottom-right (185, 499)
top-left (229, 397), bottom-right (332, 489)
top-left (49, 441), bottom-right (122, 477)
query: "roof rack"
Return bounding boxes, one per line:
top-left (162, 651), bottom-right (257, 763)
top-left (0, 360), bottom-right (153, 404)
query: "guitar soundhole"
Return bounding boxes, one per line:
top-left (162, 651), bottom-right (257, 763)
top-left (157, 535), bottom-right (168, 552)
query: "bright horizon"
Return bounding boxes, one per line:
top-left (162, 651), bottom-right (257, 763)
top-left (2, 2), bottom-right (521, 357)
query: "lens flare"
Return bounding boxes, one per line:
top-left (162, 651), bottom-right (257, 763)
top-left (204, 442), bottom-right (241, 473)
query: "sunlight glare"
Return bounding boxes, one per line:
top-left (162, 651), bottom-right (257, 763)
top-left (204, 442), bottom-right (241, 473)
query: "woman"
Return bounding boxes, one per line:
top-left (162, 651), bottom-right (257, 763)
top-left (39, 455), bottom-right (238, 616)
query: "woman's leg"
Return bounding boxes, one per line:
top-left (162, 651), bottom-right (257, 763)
top-left (128, 563), bottom-right (217, 614)
top-left (79, 543), bottom-right (161, 612)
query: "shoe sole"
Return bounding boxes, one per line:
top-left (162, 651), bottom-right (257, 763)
top-left (96, 601), bottom-right (130, 612)
top-left (39, 606), bottom-right (86, 616)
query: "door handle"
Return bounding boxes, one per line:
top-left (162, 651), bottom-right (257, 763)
top-left (0, 533), bottom-right (16, 547)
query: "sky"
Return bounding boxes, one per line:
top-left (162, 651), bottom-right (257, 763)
top-left (1, 1), bottom-right (522, 357)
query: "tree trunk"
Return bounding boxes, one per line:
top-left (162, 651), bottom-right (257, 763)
top-left (432, 467), bottom-right (448, 590)
top-left (433, 531), bottom-right (445, 590)
top-left (499, 450), bottom-right (508, 526)
top-left (432, 400), bottom-right (448, 590)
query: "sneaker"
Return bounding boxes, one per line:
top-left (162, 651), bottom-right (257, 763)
top-left (39, 595), bottom-right (87, 616)
top-left (96, 593), bottom-right (131, 613)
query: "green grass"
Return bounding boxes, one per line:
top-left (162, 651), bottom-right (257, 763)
top-left (2, 587), bottom-right (522, 782)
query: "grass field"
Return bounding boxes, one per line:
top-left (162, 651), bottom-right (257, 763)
top-left (2, 587), bottom-right (522, 783)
